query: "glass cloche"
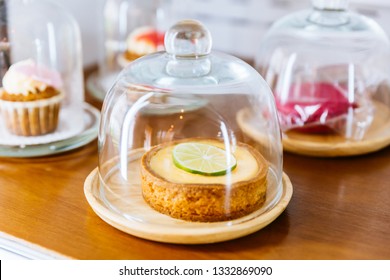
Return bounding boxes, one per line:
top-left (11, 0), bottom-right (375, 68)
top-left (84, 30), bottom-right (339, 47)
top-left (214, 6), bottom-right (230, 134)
top-left (0, 0), bottom-right (99, 157)
top-left (255, 0), bottom-right (390, 156)
top-left (87, 0), bottom-right (172, 101)
top-left (94, 20), bottom-right (288, 242)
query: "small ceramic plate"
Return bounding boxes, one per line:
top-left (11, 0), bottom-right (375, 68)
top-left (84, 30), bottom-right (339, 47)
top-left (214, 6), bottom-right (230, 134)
top-left (0, 103), bottom-right (100, 157)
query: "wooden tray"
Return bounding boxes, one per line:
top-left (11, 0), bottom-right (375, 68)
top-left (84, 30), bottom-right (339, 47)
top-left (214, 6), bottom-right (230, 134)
top-left (237, 102), bottom-right (390, 157)
top-left (84, 167), bottom-right (292, 244)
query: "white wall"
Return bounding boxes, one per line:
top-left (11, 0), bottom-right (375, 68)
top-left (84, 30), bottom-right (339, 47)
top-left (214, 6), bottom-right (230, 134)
top-left (56, 0), bottom-right (105, 67)
top-left (56, 0), bottom-right (390, 67)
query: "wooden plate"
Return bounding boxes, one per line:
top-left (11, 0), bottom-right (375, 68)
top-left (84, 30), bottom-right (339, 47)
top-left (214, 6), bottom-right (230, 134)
top-left (237, 102), bottom-right (390, 157)
top-left (84, 165), bottom-right (292, 244)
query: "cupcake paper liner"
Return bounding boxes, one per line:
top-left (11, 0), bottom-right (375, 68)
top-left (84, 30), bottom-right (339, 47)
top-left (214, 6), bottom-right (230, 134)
top-left (0, 93), bottom-right (64, 136)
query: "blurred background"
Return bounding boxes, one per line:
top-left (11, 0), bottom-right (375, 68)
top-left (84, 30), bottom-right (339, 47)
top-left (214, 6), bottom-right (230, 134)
top-left (57, 0), bottom-right (390, 67)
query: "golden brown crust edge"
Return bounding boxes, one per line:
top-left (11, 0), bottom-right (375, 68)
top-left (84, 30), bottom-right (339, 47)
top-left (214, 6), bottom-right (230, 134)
top-left (140, 138), bottom-right (268, 222)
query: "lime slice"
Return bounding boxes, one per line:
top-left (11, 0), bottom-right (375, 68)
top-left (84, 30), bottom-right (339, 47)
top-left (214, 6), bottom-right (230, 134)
top-left (172, 142), bottom-right (237, 176)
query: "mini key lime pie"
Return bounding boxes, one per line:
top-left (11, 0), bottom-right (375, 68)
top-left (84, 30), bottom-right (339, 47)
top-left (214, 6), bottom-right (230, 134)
top-left (140, 138), bottom-right (268, 222)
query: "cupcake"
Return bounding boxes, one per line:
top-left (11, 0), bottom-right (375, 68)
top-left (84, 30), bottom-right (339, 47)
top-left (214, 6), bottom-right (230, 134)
top-left (0, 59), bottom-right (64, 136)
top-left (118, 26), bottom-right (165, 67)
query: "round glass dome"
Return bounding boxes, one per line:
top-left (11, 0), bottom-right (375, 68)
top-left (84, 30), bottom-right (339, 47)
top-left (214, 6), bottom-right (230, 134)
top-left (255, 0), bottom-right (390, 155)
top-left (0, 0), bottom-right (99, 157)
top-left (88, 0), bottom-right (172, 101)
top-left (98, 20), bottom-right (284, 227)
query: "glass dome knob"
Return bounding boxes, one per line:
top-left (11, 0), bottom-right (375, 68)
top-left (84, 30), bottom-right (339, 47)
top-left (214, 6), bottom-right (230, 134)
top-left (164, 19), bottom-right (212, 57)
top-left (312, 0), bottom-right (349, 10)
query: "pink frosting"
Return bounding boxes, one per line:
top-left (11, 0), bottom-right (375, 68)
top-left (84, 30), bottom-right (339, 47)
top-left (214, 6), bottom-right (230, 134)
top-left (3, 59), bottom-right (63, 95)
top-left (14, 60), bottom-right (62, 87)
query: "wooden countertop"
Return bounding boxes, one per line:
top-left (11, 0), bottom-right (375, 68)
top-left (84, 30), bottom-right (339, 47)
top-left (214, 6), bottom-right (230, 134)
top-left (1, 74), bottom-right (390, 260)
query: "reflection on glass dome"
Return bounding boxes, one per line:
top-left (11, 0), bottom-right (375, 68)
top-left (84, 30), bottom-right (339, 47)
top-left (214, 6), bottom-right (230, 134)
top-left (98, 19), bottom-right (284, 226)
top-left (255, 0), bottom-right (390, 150)
top-left (88, 0), bottom-right (173, 101)
top-left (0, 0), bottom-right (99, 157)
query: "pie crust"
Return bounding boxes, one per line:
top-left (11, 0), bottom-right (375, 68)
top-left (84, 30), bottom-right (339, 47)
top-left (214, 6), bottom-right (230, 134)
top-left (140, 138), bottom-right (268, 222)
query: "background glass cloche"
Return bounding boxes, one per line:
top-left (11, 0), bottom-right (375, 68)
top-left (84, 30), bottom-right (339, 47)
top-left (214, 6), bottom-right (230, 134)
top-left (255, 0), bottom-right (390, 156)
top-left (0, 0), bottom-right (99, 157)
top-left (87, 0), bottom-right (172, 101)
